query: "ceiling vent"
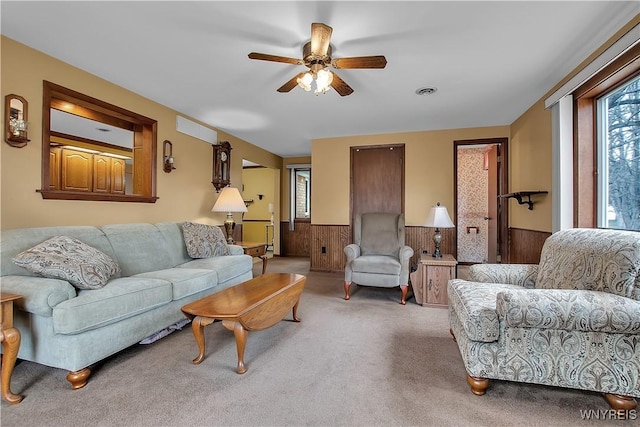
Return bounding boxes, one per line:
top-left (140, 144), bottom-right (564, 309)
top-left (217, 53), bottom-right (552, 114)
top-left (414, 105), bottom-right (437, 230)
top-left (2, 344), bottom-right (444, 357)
top-left (415, 87), bottom-right (437, 96)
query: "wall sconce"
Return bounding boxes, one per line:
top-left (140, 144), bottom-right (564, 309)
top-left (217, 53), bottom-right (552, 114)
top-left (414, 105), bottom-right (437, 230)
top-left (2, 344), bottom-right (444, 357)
top-left (4, 94), bottom-right (30, 148)
top-left (163, 140), bottom-right (176, 173)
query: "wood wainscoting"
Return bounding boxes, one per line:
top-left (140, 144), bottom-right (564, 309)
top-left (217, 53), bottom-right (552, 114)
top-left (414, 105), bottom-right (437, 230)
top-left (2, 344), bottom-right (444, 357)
top-left (307, 224), bottom-right (456, 272)
top-left (280, 220), bottom-right (311, 257)
top-left (508, 227), bottom-right (551, 264)
top-left (310, 225), bottom-right (351, 271)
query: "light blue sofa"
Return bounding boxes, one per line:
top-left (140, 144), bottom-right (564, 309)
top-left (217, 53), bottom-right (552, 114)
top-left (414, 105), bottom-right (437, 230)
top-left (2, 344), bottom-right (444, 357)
top-left (0, 222), bottom-right (253, 389)
top-left (448, 228), bottom-right (640, 410)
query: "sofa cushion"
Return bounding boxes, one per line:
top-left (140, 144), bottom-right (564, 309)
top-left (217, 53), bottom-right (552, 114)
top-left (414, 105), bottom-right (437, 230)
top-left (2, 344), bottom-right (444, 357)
top-left (12, 236), bottom-right (120, 290)
top-left (351, 255), bottom-right (401, 275)
top-left (135, 268), bottom-right (218, 300)
top-left (181, 222), bottom-right (230, 258)
top-left (52, 277), bottom-right (172, 335)
top-left (447, 280), bottom-right (523, 342)
top-left (179, 255), bottom-right (253, 284)
top-left (154, 222), bottom-right (192, 266)
top-left (536, 228), bottom-right (640, 300)
top-left (101, 224), bottom-right (174, 276)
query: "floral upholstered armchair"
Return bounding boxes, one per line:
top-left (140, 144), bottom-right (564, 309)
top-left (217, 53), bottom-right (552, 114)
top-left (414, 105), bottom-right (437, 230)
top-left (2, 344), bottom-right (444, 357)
top-left (448, 228), bottom-right (640, 410)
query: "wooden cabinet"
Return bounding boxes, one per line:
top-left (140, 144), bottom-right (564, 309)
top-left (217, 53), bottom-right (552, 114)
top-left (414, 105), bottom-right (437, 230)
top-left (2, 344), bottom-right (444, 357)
top-left (53, 147), bottom-right (126, 194)
top-left (410, 254), bottom-right (457, 307)
top-left (49, 147), bottom-right (61, 190)
top-left (93, 154), bottom-right (126, 194)
top-left (61, 148), bottom-right (92, 192)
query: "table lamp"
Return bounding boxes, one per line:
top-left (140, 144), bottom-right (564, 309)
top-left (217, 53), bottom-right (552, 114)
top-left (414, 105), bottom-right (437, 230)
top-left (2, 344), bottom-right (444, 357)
top-left (211, 187), bottom-right (248, 243)
top-left (424, 202), bottom-right (455, 258)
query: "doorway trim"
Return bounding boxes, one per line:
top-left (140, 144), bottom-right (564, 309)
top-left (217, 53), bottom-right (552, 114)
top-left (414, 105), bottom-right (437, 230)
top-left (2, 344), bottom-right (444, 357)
top-left (453, 137), bottom-right (509, 264)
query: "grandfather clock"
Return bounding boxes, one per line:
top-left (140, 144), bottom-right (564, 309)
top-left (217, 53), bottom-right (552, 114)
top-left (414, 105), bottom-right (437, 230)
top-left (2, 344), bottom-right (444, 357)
top-left (212, 141), bottom-right (231, 192)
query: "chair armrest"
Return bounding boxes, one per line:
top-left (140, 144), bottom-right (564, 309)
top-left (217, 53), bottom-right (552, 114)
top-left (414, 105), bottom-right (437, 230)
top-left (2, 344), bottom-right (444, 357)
top-left (469, 264), bottom-right (538, 288)
top-left (496, 288), bottom-right (640, 334)
top-left (0, 276), bottom-right (76, 317)
top-left (399, 245), bottom-right (414, 262)
top-left (399, 245), bottom-right (414, 286)
top-left (344, 244), bottom-right (360, 262)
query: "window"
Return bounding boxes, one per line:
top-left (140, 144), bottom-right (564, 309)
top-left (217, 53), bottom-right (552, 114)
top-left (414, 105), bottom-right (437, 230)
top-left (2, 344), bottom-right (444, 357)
top-left (294, 169), bottom-right (310, 219)
top-left (286, 164), bottom-right (311, 231)
top-left (596, 76), bottom-right (640, 230)
top-left (573, 43), bottom-right (640, 230)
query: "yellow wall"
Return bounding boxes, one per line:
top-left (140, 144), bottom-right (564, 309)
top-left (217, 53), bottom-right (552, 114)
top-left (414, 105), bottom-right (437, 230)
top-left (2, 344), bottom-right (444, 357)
top-left (1, 36), bottom-right (282, 230)
top-left (509, 99), bottom-right (553, 231)
top-left (242, 167), bottom-right (277, 246)
top-left (311, 127), bottom-right (510, 226)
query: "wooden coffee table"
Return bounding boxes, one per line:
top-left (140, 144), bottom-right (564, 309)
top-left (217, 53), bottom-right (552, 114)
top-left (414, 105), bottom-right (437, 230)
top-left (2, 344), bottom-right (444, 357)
top-left (181, 273), bottom-right (306, 374)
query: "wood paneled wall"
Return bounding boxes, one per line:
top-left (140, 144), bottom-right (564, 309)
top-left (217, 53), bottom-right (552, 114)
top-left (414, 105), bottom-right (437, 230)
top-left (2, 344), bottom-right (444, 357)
top-left (280, 223), bottom-right (550, 270)
top-left (307, 224), bottom-right (456, 272)
top-left (310, 225), bottom-right (351, 271)
top-left (280, 221), bottom-right (311, 257)
top-left (405, 226), bottom-right (456, 268)
top-left (508, 227), bottom-right (550, 264)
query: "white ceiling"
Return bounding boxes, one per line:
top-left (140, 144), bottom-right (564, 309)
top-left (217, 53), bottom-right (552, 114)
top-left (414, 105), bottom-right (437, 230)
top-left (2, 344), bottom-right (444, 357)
top-left (2, 1), bottom-right (638, 158)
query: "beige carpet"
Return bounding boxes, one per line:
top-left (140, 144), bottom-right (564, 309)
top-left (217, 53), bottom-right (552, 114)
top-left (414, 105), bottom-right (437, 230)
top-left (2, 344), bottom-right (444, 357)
top-left (1, 257), bottom-right (611, 426)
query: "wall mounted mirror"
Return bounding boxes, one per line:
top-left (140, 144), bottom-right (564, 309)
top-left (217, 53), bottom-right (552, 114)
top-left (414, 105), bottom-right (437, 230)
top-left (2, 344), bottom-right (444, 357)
top-left (5, 94), bottom-right (30, 147)
top-left (39, 81), bottom-right (158, 202)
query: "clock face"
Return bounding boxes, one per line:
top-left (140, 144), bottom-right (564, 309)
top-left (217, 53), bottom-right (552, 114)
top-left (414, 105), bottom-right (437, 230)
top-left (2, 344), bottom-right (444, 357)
top-left (220, 152), bottom-right (228, 162)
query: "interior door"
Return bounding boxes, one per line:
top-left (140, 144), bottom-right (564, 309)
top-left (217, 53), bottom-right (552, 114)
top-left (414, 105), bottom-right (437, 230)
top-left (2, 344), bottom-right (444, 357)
top-left (350, 144), bottom-right (404, 238)
top-left (486, 145), bottom-right (498, 263)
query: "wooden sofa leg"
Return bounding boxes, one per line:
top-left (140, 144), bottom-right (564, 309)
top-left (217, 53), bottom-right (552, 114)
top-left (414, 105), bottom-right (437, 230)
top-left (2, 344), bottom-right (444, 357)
top-left (467, 374), bottom-right (489, 396)
top-left (399, 285), bottom-right (408, 305)
top-left (66, 368), bottom-right (91, 390)
top-left (344, 281), bottom-right (351, 301)
top-left (603, 393), bottom-right (637, 411)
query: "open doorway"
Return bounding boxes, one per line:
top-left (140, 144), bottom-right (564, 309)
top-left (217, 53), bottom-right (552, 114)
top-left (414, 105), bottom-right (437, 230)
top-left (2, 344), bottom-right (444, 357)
top-left (241, 159), bottom-right (279, 258)
top-left (454, 138), bottom-right (508, 264)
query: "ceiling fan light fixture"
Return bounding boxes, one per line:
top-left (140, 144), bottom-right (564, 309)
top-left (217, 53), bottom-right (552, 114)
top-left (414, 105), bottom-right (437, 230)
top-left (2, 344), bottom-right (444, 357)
top-left (297, 72), bottom-right (313, 91)
top-left (314, 69), bottom-right (333, 95)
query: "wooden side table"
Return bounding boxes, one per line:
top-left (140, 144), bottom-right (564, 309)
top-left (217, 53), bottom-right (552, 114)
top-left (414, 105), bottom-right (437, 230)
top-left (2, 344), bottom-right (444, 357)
top-left (236, 242), bottom-right (268, 275)
top-left (1, 292), bottom-right (24, 404)
top-left (410, 254), bottom-right (457, 308)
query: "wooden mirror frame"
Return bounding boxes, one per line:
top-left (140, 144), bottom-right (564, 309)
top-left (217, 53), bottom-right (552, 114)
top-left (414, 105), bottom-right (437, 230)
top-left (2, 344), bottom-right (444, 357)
top-left (39, 81), bottom-right (158, 202)
top-left (5, 94), bottom-right (30, 148)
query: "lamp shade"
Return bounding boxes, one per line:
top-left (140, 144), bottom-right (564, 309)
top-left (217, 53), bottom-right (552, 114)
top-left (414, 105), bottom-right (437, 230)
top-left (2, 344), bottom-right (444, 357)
top-left (211, 187), bottom-right (248, 213)
top-left (424, 203), bottom-right (455, 228)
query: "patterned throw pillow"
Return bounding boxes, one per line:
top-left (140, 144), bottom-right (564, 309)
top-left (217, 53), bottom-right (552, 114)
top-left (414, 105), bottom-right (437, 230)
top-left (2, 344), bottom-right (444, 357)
top-left (12, 236), bottom-right (120, 290)
top-left (182, 222), bottom-right (230, 259)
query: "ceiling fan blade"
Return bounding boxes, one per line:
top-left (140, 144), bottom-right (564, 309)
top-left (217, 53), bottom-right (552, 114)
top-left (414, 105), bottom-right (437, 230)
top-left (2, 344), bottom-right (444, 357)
top-left (332, 55), bottom-right (387, 69)
top-left (277, 73), bottom-right (305, 93)
top-left (330, 72), bottom-right (354, 96)
top-left (310, 23), bottom-right (333, 56)
top-left (248, 52), bottom-right (302, 65)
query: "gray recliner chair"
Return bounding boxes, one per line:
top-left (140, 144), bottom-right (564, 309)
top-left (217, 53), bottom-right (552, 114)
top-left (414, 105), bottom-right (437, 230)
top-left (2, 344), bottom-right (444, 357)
top-left (343, 212), bottom-right (414, 304)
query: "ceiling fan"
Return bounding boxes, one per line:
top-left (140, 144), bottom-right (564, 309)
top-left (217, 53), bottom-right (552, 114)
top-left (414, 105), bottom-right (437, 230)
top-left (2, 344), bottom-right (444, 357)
top-left (248, 23), bottom-right (387, 96)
